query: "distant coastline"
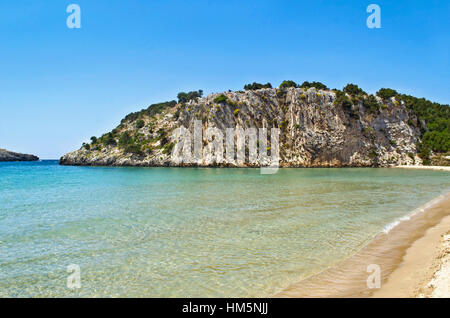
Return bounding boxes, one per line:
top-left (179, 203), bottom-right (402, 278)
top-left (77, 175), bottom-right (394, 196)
top-left (0, 149), bottom-right (39, 162)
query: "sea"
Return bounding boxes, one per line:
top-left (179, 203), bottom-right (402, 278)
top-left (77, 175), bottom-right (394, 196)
top-left (0, 160), bottom-right (449, 297)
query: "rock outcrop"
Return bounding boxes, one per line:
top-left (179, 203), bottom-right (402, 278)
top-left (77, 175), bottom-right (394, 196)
top-left (60, 87), bottom-right (425, 167)
top-left (0, 149), bottom-right (39, 162)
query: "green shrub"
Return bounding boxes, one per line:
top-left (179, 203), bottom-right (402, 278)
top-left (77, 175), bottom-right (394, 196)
top-left (100, 132), bottom-right (116, 146)
top-left (363, 126), bottom-right (376, 139)
top-left (118, 132), bottom-right (132, 148)
top-left (343, 83), bottom-right (366, 95)
top-left (422, 130), bottom-right (450, 153)
top-left (177, 90), bottom-right (203, 104)
top-left (334, 91), bottom-right (353, 111)
top-left (376, 88), bottom-right (398, 99)
top-left (244, 82), bottom-right (272, 90)
top-left (418, 144), bottom-right (431, 165)
top-left (121, 100), bottom-right (177, 124)
top-left (300, 81), bottom-right (328, 90)
top-left (124, 143), bottom-right (142, 155)
top-left (276, 88), bottom-right (285, 97)
top-left (117, 131), bottom-right (144, 155)
top-left (136, 119), bottom-right (145, 129)
top-left (363, 95), bottom-right (380, 114)
top-left (214, 94), bottom-right (228, 103)
top-left (398, 93), bottom-right (449, 153)
top-left (157, 128), bottom-right (169, 146)
top-left (280, 80), bottom-right (298, 88)
top-left (162, 142), bottom-right (175, 155)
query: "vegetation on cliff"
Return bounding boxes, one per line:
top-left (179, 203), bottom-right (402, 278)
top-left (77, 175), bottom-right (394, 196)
top-left (370, 87), bottom-right (449, 163)
top-left (244, 82), bottom-right (272, 90)
top-left (177, 90), bottom-right (203, 104)
top-left (62, 80), bottom-right (449, 167)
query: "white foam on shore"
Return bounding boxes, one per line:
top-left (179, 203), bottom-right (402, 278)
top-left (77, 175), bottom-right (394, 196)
top-left (382, 193), bottom-right (449, 234)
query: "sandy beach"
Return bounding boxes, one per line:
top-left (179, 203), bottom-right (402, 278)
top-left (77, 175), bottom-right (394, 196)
top-left (394, 165), bottom-right (450, 172)
top-left (373, 204), bottom-right (450, 298)
top-left (277, 191), bottom-right (450, 298)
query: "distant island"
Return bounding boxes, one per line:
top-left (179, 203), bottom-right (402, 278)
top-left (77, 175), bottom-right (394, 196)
top-left (60, 81), bottom-right (450, 167)
top-left (0, 149), bottom-right (39, 162)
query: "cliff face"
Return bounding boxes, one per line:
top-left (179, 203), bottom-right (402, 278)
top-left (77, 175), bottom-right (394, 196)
top-left (60, 87), bottom-right (423, 167)
top-left (0, 149), bottom-right (39, 162)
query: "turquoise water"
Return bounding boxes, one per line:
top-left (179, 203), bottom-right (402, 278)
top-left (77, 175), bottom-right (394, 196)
top-left (0, 161), bottom-right (449, 297)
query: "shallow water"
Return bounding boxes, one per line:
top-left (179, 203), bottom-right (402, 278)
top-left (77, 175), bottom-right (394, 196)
top-left (0, 161), bottom-right (449, 297)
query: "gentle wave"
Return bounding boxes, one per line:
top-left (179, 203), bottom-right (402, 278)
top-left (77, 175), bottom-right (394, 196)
top-left (382, 192), bottom-right (449, 233)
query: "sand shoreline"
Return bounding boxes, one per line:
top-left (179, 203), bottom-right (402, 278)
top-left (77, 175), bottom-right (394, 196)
top-left (276, 192), bottom-right (450, 298)
top-left (394, 165), bottom-right (450, 171)
top-left (372, 205), bottom-right (450, 298)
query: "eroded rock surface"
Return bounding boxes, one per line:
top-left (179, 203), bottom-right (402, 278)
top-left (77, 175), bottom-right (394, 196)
top-left (60, 87), bottom-right (423, 167)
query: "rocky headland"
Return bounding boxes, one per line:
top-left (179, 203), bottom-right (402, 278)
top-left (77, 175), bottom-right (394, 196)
top-left (0, 149), bottom-right (39, 162)
top-left (60, 82), bottom-right (449, 168)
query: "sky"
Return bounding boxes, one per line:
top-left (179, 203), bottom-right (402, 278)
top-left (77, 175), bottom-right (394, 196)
top-left (0, 0), bottom-right (449, 159)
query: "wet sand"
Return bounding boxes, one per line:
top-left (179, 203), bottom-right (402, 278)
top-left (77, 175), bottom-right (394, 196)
top-left (276, 192), bottom-right (450, 298)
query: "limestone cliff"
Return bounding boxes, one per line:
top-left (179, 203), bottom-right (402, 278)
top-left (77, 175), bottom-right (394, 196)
top-left (60, 87), bottom-right (425, 167)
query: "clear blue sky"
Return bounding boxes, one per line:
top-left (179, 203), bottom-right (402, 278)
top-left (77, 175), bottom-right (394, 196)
top-left (1, 0), bottom-right (449, 159)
